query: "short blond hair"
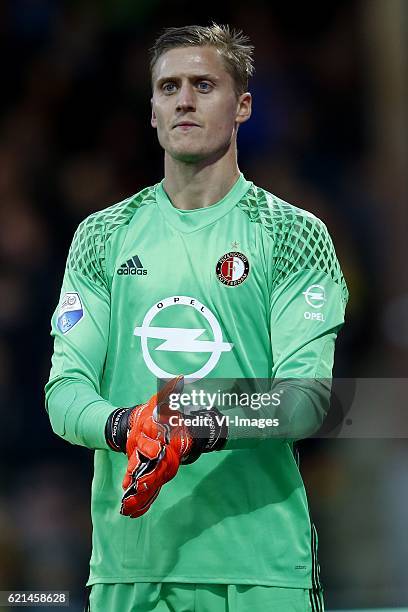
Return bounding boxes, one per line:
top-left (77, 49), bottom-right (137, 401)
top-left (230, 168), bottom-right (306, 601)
top-left (150, 23), bottom-right (255, 96)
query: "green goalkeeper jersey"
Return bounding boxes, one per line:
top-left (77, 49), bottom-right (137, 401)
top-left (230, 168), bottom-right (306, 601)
top-left (45, 173), bottom-right (348, 588)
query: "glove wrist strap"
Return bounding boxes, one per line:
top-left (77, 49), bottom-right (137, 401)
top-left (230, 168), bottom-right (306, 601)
top-left (181, 408), bottom-right (228, 465)
top-left (105, 407), bottom-right (132, 453)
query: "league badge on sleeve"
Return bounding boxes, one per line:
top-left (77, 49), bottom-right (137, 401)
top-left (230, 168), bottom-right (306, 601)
top-left (57, 292), bottom-right (84, 334)
top-left (216, 251), bottom-right (250, 287)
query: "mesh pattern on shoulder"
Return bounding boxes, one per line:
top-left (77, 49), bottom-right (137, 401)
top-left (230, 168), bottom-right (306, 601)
top-left (67, 186), bottom-right (156, 287)
top-left (238, 185), bottom-right (349, 305)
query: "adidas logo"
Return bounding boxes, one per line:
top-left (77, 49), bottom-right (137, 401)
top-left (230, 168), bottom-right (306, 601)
top-left (117, 255), bottom-right (148, 276)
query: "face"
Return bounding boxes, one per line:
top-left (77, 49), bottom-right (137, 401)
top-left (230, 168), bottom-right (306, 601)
top-left (151, 46), bottom-right (251, 163)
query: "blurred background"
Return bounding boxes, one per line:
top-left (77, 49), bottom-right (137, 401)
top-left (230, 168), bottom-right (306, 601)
top-left (0, 0), bottom-right (407, 610)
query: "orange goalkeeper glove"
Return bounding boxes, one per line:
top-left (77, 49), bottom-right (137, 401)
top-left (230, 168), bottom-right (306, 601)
top-left (105, 376), bottom-right (227, 518)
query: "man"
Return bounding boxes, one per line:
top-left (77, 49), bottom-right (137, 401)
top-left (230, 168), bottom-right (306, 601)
top-left (46, 24), bottom-right (348, 612)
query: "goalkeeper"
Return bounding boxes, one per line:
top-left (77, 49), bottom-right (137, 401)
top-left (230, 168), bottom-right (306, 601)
top-left (45, 23), bottom-right (348, 612)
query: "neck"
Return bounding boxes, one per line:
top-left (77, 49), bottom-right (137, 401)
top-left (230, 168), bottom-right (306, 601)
top-left (163, 143), bottom-right (240, 210)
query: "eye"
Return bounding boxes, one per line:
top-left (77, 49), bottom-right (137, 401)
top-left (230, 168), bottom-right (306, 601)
top-left (162, 82), bottom-right (177, 93)
top-left (197, 81), bottom-right (212, 92)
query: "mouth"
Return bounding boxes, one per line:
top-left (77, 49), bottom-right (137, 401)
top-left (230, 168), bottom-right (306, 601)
top-left (173, 122), bottom-right (200, 129)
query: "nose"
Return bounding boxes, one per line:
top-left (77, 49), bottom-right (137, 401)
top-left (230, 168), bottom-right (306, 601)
top-left (176, 83), bottom-right (196, 113)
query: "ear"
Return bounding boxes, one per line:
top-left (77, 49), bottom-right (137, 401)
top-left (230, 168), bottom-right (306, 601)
top-left (151, 98), bottom-right (157, 128)
top-left (235, 92), bottom-right (252, 125)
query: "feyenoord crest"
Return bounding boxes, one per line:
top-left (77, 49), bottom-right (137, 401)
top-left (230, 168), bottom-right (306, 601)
top-left (216, 251), bottom-right (250, 286)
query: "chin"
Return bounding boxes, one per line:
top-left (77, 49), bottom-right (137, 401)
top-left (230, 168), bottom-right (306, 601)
top-left (170, 149), bottom-right (208, 163)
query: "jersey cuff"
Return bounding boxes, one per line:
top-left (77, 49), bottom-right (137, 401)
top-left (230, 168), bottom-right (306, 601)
top-left (77, 401), bottom-right (118, 450)
top-left (47, 381), bottom-right (118, 450)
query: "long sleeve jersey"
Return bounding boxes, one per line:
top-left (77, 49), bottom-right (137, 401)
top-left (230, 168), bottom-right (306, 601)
top-left (45, 173), bottom-right (348, 588)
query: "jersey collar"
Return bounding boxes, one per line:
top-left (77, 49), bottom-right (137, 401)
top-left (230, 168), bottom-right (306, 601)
top-left (155, 173), bottom-right (252, 233)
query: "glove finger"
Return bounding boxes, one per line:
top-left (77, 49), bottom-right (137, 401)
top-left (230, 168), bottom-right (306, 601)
top-left (122, 444), bottom-right (166, 491)
top-left (136, 434), bottom-right (163, 460)
top-left (162, 444), bottom-right (181, 482)
top-left (141, 417), bottom-right (168, 443)
top-left (122, 473), bottom-right (160, 505)
top-left (122, 450), bottom-right (143, 490)
top-left (137, 441), bottom-right (181, 487)
top-left (158, 376), bottom-right (184, 404)
top-left (155, 376), bottom-right (184, 416)
top-left (136, 445), bottom-right (177, 486)
top-left (126, 378), bottom-right (183, 458)
top-left (123, 469), bottom-right (135, 491)
top-left (121, 483), bottom-right (162, 518)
